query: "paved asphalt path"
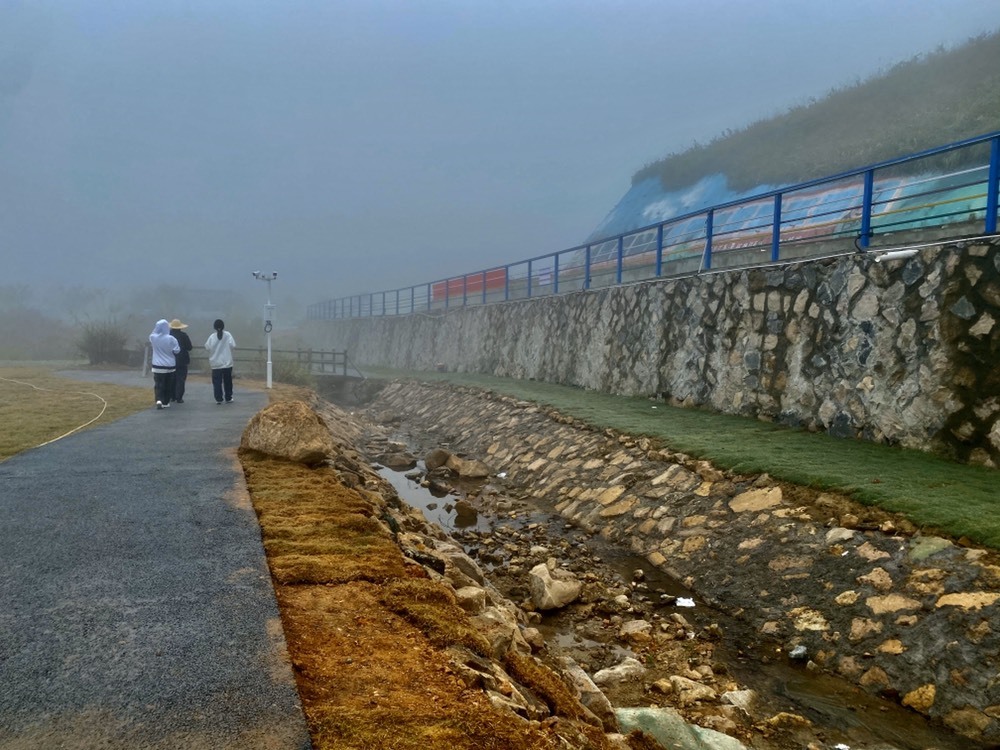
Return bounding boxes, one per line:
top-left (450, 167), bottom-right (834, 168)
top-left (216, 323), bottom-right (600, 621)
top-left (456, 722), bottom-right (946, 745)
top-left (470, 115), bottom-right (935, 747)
top-left (0, 371), bottom-right (312, 749)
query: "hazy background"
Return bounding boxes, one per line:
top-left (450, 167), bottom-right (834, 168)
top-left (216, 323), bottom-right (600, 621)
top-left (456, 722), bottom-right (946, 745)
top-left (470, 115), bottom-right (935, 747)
top-left (2, 0), bottom-right (998, 322)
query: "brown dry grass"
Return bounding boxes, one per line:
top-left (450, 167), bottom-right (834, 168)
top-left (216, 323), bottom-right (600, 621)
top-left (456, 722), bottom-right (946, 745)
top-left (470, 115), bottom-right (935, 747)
top-left (0, 366), bottom-right (152, 461)
top-left (240, 453), bottom-right (577, 750)
top-left (505, 650), bottom-right (596, 724)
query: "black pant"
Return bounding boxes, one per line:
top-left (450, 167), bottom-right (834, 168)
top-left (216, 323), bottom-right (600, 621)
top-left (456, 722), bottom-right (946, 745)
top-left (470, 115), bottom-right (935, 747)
top-left (212, 367), bottom-right (233, 403)
top-left (174, 364), bottom-right (189, 401)
top-left (153, 371), bottom-right (175, 404)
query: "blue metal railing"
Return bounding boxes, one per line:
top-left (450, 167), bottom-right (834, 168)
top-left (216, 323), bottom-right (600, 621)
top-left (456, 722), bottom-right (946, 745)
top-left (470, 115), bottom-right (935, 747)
top-left (308, 131), bottom-right (1000, 320)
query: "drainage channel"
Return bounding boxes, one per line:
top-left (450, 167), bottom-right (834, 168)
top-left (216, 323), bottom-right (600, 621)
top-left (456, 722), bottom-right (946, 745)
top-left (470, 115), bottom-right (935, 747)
top-left (376, 463), bottom-right (983, 750)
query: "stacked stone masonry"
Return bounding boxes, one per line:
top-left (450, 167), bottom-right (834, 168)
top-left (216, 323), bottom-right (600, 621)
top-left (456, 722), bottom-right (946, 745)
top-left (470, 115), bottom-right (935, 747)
top-left (304, 238), bottom-right (1000, 465)
top-left (368, 381), bottom-right (1000, 742)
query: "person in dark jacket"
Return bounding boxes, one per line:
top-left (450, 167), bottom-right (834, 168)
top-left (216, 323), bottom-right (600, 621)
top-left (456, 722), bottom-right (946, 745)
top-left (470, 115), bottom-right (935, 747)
top-left (169, 319), bottom-right (194, 403)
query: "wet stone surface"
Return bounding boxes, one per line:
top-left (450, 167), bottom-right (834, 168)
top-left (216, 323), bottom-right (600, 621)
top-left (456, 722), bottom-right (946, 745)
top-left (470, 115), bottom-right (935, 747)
top-left (321, 382), bottom-right (1000, 750)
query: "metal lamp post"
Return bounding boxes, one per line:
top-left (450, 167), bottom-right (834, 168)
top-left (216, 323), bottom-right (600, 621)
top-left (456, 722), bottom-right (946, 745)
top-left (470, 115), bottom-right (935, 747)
top-left (252, 271), bottom-right (277, 388)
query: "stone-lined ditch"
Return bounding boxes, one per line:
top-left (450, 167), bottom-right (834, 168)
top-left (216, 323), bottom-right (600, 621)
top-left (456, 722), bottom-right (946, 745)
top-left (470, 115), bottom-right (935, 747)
top-left (343, 379), bottom-right (1000, 747)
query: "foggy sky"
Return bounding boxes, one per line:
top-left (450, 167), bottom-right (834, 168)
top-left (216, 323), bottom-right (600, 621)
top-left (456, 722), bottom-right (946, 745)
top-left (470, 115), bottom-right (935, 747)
top-left (2, 0), bottom-right (998, 311)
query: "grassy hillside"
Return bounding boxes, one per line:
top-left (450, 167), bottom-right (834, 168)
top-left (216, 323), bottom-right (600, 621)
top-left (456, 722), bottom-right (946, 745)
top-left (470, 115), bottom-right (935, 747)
top-left (634, 32), bottom-right (1000, 192)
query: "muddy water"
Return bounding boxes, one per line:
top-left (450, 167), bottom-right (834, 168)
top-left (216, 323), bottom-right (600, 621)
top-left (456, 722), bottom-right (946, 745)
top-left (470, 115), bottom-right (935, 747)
top-left (376, 463), bottom-right (983, 750)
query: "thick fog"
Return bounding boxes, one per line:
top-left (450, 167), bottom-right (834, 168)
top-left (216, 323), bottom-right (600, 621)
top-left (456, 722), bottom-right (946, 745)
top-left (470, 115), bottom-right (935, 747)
top-left (1, 0), bottom-right (998, 322)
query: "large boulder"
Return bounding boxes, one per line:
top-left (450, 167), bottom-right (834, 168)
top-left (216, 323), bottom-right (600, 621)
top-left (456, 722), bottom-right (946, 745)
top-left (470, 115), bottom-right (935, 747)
top-left (616, 707), bottom-right (749, 750)
top-left (445, 454), bottom-right (491, 479)
top-left (424, 448), bottom-right (451, 471)
top-left (559, 657), bottom-right (618, 732)
top-left (528, 561), bottom-right (582, 610)
top-left (592, 657), bottom-right (646, 686)
top-left (241, 400), bottom-right (336, 466)
top-left (424, 448), bottom-right (491, 479)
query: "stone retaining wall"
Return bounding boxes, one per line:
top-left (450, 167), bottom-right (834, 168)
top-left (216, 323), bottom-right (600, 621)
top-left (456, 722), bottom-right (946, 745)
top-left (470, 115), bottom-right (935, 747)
top-left (367, 380), bottom-right (1000, 742)
top-left (303, 238), bottom-right (1000, 465)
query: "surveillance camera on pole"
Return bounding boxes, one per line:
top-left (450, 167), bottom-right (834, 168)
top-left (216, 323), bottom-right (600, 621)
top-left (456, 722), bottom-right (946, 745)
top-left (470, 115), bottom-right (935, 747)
top-left (252, 272), bottom-right (278, 388)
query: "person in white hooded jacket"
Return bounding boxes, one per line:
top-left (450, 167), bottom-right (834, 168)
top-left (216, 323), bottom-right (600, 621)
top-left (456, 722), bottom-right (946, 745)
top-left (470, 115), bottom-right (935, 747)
top-left (149, 319), bottom-right (181, 409)
top-left (205, 318), bottom-right (237, 404)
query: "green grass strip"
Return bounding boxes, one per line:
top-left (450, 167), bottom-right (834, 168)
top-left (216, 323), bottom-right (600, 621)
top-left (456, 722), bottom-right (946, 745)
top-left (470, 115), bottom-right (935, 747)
top-left (363, 368), bottom-right (1000, 550)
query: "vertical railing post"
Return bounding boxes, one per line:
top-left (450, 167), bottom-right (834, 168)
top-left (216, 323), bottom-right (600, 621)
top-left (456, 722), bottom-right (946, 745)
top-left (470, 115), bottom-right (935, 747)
top-left (368, 293), bottom-right (373, 317)
top-left (527, 260), bottom-right (533, 299)
top-left (553, 254), bottom-right (560, 295)
top-left (445, 278), bottom-right (450, 310)
top-left (395, 289), bottom-right (400, 316)
top-left (616, 236), bottom-right (623, 285)
top-left (504, 265), bottom-right (510, 301)
top-left (859, 169), bottom-right (874, 250)
top-left (771, 193), bottom-right (782, 262)
top-left (462, 275), bottom-right (467, 307)
top-left (411, 286), bottom-right (415, 314)
top-left (655, 224), bottom-right (664, 277)
top-left (987, 135), bottom-right (999, 235)
top-left (584, 246), bottom-right (591, 290)
top-left (481, 270), bottom-right (488, 305)
top-left (704, 209), bottom-right (714, 271)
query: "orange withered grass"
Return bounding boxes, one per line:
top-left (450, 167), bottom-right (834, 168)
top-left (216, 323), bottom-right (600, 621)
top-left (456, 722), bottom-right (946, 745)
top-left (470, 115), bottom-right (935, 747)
top-left (240, 452), bottom-right (589, 750)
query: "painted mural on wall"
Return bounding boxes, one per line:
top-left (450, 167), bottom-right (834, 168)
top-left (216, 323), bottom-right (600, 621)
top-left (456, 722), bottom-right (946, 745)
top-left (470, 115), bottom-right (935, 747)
top-left (587, 167), bottom-right (989, 260)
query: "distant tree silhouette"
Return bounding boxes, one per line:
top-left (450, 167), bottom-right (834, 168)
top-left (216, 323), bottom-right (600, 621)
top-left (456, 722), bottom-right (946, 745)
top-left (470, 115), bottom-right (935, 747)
top-left (77, 319), bottom-right (131, 365)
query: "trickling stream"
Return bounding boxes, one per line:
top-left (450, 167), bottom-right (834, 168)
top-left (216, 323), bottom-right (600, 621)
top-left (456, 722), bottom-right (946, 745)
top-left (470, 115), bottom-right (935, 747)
top-left (376, 461), bottom-right (986, 750)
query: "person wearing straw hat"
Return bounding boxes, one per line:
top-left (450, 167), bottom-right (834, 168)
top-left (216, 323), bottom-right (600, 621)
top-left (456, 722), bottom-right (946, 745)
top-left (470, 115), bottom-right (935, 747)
top-left (169, 318), bottom-right (194, 404)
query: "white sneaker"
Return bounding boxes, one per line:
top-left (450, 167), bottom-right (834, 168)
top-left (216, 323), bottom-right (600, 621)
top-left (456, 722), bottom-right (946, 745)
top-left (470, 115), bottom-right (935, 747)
top-left (162, 402), bottom-right (171, 408)
top-left (156, 401), bottom-right (163, 409)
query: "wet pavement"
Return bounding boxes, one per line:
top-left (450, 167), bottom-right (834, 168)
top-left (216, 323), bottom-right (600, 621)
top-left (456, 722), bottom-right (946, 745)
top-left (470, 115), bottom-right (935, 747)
top-left (0, 370), bottom-right (311, 749)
